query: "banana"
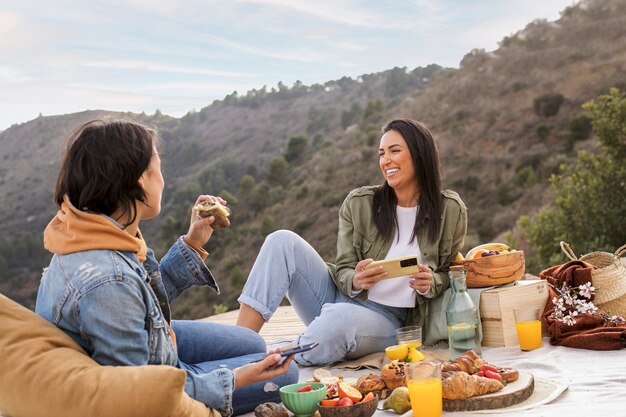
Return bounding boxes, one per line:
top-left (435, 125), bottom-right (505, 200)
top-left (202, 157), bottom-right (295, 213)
top-left (465, 243), bottom-right (510, 260)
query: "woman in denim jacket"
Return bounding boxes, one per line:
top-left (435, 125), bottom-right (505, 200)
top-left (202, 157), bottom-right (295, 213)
top-left (35, 120), bottom-right (298, 416)
top-left (236, 119), bottom-right (467, 365)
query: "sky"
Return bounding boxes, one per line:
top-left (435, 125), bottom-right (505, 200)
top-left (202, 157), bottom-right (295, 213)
top-left (0, 0), bottom-right (576, 131)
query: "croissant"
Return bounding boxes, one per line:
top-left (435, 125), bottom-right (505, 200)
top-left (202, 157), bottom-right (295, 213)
top-left (441, 350), bottom-right (484, 374)
top-left (442, 371), bottom-right (503, 400)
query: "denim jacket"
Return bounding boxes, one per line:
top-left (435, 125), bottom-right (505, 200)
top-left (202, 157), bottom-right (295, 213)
top-left (35, 236), bottom-right (234, 412)
top-left (328, 186), bottom-right (467, 338)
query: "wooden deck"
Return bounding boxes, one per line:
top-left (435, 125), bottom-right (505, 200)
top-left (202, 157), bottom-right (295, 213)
top-left (199, 306), bottom-right (305, 343)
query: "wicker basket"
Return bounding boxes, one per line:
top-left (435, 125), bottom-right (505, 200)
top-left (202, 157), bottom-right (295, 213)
top-left (453, 251), bottom-right (525, 288)
top-left (560, 241), bottom-right (626, 318)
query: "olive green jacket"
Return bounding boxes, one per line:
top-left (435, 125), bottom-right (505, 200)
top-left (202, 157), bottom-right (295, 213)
top-left (326, 186), bottom-right (467, 337)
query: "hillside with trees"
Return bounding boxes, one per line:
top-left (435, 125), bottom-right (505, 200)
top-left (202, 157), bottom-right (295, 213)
top-left (0, 0), bottom-right (624, 319)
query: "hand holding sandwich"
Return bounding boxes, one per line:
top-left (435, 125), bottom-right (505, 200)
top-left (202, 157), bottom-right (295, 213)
top-left (185, 195), bottom-right (230, 248)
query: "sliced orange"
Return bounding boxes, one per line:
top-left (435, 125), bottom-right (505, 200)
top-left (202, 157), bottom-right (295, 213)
top-left (472, 249), bottom-right (488, 259)
top-left (338, 382), bottom-right (362, 403)
top-left (360, 392), bottom-right (376, 403)
top-left (320, 399), bottom-right (340, 406)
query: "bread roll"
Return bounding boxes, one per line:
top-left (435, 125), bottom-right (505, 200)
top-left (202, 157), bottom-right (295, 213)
top-left (381, 360), bottom-right (406, 390)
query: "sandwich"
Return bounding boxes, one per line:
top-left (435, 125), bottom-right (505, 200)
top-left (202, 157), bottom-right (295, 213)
top-left (193, 200), bottom-right (231, 228)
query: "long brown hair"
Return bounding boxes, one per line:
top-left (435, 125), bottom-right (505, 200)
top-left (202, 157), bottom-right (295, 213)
top-left (55, 119), bottom-right (161, 226)
top-left (373, 119), bottom-right (443, 244)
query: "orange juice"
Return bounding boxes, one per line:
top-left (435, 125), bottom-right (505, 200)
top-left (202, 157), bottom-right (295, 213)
top-left (408, 378), bottom-right (442, 417)
top-left (515, 320), bottom-right (542, 350)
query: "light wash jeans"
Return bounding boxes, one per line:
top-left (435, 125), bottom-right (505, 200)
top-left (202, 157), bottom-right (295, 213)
top-left (173, 320), bottom-right (299, 415)
top-left (238, 230), bottom-right (407, 365)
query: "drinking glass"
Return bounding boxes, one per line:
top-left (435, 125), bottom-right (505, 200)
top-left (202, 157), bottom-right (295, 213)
top-left (396, 325), bottom-right (422, 349)
top-left (406, 360), bottom-right (442, 417)
top-left (513, 306), bottom-right (542, 351)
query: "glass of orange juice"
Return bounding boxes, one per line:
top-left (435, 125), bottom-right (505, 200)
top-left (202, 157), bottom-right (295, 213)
top-left (513, 306), bottom-right (543, 351)
top-left (406, 360), bottom-right (442, 417)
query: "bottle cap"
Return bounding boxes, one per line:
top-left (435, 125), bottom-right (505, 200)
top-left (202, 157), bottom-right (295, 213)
top-left (450, 265), bottom-right (465, 271)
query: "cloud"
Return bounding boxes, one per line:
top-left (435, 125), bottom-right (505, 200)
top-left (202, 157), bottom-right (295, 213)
top-left (0, 11), bottom-right (65, 55)
top-left (204, 35), bottom-right (330, 63)
top-left (82, 60), bottom-right (255, 77)
top-left (0, 11), bottom-right (21, 34)
top-left (0, 0), bottom-right (580, 131)
top-left (0, 65), bottom-right (35, 82)
top-left (234, 0), bottom-right (407, 28)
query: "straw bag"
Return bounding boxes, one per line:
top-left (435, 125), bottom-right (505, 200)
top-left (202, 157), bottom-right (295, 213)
top-left (560, 241), bottom-right (626, 318)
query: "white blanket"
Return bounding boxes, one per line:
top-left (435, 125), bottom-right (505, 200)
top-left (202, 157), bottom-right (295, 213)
top-left (292, 339), bottom-right (625, 417)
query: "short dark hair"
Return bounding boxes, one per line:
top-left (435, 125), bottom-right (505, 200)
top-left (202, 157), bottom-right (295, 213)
top-left (373, 119), bottom-right (443, 244)
top-left (54, 119), bottom-right (161, 225)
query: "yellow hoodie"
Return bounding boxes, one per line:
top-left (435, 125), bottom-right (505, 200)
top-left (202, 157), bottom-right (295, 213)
top-left (44, 195), bottom-right (147, 262)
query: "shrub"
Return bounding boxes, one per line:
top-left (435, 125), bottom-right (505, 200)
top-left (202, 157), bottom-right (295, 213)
top-left (536, 125), bottom-right (551, 140)
top-left (566, 113), bottom-right (593, 151)
top-left (266, 156), bottom-right (289, 186)
top-left (533, 93), bottom-right (564, 117)
top-left (285, 135), bottom-right (309, 162)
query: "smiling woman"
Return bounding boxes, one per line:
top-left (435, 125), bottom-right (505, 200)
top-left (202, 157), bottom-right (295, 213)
top-left (236, 118), bottom-right (467, 365)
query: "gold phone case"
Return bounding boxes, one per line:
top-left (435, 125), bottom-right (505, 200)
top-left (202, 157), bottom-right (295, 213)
top-left (365, 256), bottom-right (420, 279)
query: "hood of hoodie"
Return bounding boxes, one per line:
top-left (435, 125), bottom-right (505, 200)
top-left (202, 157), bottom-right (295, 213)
top-left (44, 195), bottom-right (147, 263)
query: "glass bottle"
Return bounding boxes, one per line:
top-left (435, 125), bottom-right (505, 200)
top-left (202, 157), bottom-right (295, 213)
top-left (445, 265), bottom-right (482, 360)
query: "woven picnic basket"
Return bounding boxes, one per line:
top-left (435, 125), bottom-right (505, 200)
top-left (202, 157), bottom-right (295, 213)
top-left (560, 241), bottom-right (626, 319)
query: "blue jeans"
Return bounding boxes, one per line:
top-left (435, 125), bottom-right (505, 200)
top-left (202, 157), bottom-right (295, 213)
top-left (238, 230), bottom-right (407, 365)
top-left (172, 320), bottom-right (299, 415)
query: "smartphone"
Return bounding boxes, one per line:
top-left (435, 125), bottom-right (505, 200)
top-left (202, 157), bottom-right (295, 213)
top-left (250, 342), bottom-right (319, 363)
top-left (280, 342), bottom-right (319, 357)
top-left (365, 255), bottom-right (420, 279)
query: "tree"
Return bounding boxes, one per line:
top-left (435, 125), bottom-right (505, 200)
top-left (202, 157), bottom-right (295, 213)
top-left (285, 135), bottom-right (308, 163)
top-left (266, 156), bottom-right (289, 186)
top-left (533, 93), bottom-right (564, 117)
top-left (238, 175), bottom-right (256, 198)
top-left (519, 88), bottom-right (626, 267)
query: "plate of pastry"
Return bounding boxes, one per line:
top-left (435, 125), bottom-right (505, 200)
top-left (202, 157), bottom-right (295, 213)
top-left (441, 350), bottom-right (533, 412)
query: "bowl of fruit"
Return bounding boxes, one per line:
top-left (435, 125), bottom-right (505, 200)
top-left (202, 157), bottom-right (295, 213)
top-left (279, 382), bottom-right (327, 417)
top-left (453, 243), bottom-right (525, 288)
top-left (317, 382), bottom-right (378, 417)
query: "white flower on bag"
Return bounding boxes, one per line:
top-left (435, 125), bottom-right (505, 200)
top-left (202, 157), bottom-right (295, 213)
top-left (578, 282), bottom-right (595, 299)
top-left (549, 282), bottom-right (625, 326)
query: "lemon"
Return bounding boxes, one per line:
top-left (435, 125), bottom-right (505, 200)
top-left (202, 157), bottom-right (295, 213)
top-left (385, 344), bottom-right (409, 361)
top-left (406, 348), bottom-right (426, 362)
top-left (454, 252), bottom-right (465, 262)
top-left (400, 341), bottom-right (422, 349)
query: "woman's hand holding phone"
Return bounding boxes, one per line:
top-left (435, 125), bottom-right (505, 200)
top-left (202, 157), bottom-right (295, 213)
top-left (234, 348), bottom-right (294, 389)
top-left (408, 263), bottom-right (433, 293)
top-left (352, 258), bottom-right (387, 291)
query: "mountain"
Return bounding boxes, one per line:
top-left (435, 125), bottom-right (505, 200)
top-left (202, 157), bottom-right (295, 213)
top-left (0, 0), bottom-right (624, 318)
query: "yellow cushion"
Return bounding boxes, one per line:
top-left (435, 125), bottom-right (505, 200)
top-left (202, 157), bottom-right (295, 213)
top-left (0, 294), bottom-right (218, 417)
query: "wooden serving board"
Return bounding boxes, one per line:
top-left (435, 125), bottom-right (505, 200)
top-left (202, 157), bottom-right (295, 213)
top-left (443, 372), bottom-right (534, 412)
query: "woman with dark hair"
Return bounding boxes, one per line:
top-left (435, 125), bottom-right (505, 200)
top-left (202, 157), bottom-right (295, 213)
top-left (35, 119), bottom-right (298, 416)
top-left (236, 118), bottom-right (467, 365)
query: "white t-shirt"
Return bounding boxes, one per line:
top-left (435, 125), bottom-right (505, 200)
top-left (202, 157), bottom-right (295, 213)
top-left (367, 205), bottom-right (423, 307)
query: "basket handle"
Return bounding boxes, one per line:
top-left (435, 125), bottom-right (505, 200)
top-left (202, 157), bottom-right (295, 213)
top-left (560, 241), bottom-right (578, 261)
top-left (614, 244), bottom-right (626, 259)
